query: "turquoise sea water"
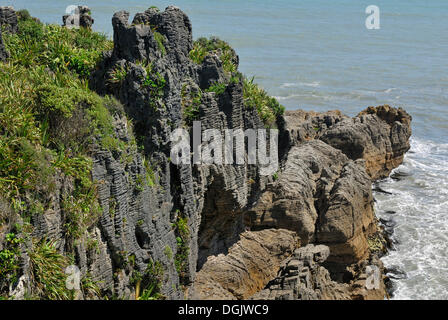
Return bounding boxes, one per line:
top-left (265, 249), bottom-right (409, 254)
top-left (2, 0), bottom-right (447, 299)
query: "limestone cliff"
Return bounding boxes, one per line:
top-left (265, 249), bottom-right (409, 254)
top-left (0, 6), bottom-right (412, 300)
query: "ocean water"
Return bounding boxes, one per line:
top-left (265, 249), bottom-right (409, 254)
top-left (2, 0), bottom-right (447, 299)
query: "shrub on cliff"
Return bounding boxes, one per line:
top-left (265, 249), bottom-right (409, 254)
top-left (190, 36), bottom-right (238, 74)
top-left (243, 76), bottom-right (285, 127)
top-left (190, 36), bottom-right (284, 127)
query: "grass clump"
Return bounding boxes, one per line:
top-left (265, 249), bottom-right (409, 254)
top-left (181, 84), bottom-right (202, 126)
top-left (243, 76), bottom-right (285, 127)
top-left (133, 260), bottom-right (164, 300)
top-left (153, 31), bottom-right (166, 56)
top-left (143, 156), bottom-right (156, 187)
top-left (29, 239), bottom-right (73, 300)
top-left (172, 216), bottom-right (190, 283)
top-left (190, 37), bottom-right (237, 73)
top-left (139, 62), bottom-right (166, 111)
top-left (205, 82), bottom-right (227, 96)
top-left (108, 64), bottom-right (128, 87)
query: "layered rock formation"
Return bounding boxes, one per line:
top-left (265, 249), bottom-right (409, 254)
top-left (321, 106), bottom-right (412, 180)
top-left (188, 229), bottom-right (298, 300)
top-left (251, 244), bottom-right (351, 300)
top-left (0, 6), bottom-right (412, 300)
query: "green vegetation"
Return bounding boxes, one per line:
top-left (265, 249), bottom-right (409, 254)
top-left (190, 36), bottom-right (284, 126)
top-left (190, 37), bottom-right (237, 73)
top-left (181, 84), bottom-right (202, 126)
top-left (205, 82), bottom-right (227, 95)
top-left (243, 76), bottom-right (285, 127)
top-left (172, 216), bottom-right (190, 282)
top-left (109, 64), bottom-right (128, 87)
top-left (153, 31), bottom-right (167, 56)
top-left (4, 15), bottom-right (112, 77)
top-left (164, 245), bottom-right (173, 260)
top-left (81, 273), bottom-right (101, 299)
top-left (142, 156), bottom-right (156, 187)
top-left (132, 260), bottom-right (164, 300)
top-left (0, 11), bottom-right (127, 298)
top-left (139, 61), bottom-right (166, 111)
top-left (0, 233), bottom-right (23, 292)
top-left (29, 239), bottom-right (73, 300)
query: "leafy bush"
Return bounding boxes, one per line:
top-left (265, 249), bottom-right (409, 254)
top-left (243, 76), bottom-right (285, 127)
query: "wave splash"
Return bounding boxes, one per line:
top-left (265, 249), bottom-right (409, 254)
top-left (375, 137), bottom-right (448, 300)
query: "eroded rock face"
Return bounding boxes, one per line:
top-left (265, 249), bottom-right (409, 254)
top-left (251, 244), bottom-right (351, 300)
top-left (188, 229), bottom-right (298, 300)
top-left (321, 105), bottom-right (412, 180)
top-left (0, 6), bottom-right (18, 33)
top-left (245, 140), bottom-right (376, 265)
top-left (0, 6), bottom-right (19, 62)
top-left (250, 244), bottom-right (386, 300)
top-left (88, 6), bottom-right (269, 298)
top-left (0, 29), bottom-right (7, 61)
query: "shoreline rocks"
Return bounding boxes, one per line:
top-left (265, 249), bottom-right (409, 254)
top-left (321, 105), bottom-right (412, 180)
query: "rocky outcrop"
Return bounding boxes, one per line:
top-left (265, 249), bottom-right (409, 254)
top-left (320, 105), bottom-right (412, 180)
top-left (188, 229), bottom-right (298, 300)
top-left (88, 5), bottom-right (269, 298)
top-left (251, 244), bottom-right (350, 300)
top-left (63, 6), bottom-right (94, 29)
top-left (245, 140), bottom-right (376, 266)
top-left (0, 6), bottom-right (18, 33)
top-left (0, 6), bottom-right (19, 62)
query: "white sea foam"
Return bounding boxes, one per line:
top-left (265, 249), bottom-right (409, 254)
top-left (375, 137), bottom-right (448, 299)
top-left (280, 81), bottom-right (320, 88)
